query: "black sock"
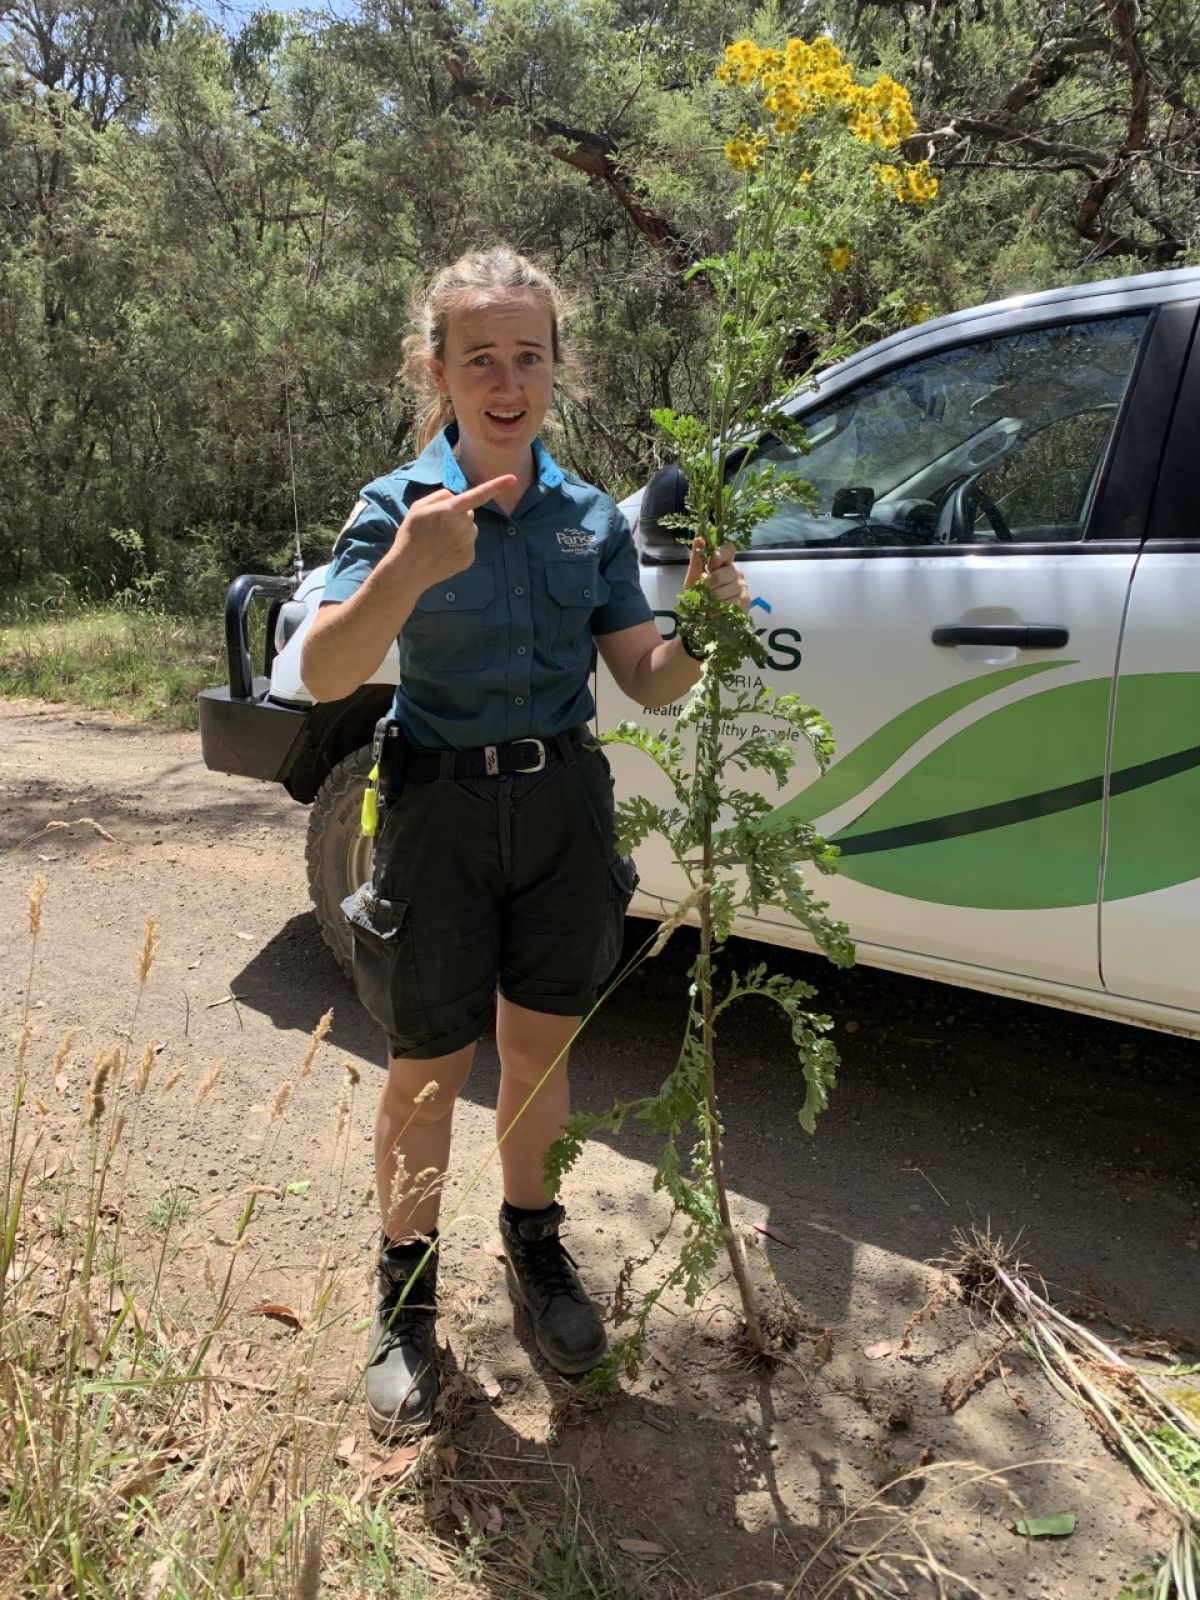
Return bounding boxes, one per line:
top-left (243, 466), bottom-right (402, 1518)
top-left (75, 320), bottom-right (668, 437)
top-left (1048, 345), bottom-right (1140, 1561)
top-left (501, 1200), bottom-right (559, 1225)
top-left (380, 1231), bottom-right (438, 1260)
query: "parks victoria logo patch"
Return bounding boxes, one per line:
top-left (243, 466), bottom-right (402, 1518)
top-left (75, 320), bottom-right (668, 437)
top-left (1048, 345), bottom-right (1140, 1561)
top-left (555, 529), bottom-right (595, 555)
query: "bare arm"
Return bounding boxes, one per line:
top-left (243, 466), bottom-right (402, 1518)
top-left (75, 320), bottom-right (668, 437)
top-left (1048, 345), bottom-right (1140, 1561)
top-left (300, 475), bottom-right (515, 703)
top-left (595, 620), bottom-right (701, 707)
top-left (595, 540), bottom-right (750, 707)
top-left (301, 566), bottom-right (423, 704)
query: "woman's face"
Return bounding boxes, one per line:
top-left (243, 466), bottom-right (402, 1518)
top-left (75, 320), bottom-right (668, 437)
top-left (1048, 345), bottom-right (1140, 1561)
top-left (430, 291), bottom-right (556, 461)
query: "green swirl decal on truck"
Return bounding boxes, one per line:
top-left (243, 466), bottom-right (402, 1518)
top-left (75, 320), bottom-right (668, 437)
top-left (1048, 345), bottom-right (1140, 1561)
top-left (767, 671), bottom-right (1200, 910)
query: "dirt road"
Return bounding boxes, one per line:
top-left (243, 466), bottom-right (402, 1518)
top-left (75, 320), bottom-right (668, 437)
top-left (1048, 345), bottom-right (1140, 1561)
top-left (3, 696), bottom-right (1197, 1597)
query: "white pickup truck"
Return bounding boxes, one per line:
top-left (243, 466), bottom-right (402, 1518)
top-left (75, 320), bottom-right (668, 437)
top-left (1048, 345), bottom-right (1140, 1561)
top-left (199, 265), bottom-right (1200, 1039)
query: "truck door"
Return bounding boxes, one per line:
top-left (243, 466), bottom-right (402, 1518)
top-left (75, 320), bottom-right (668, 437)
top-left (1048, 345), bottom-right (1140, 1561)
top-left (600, 299), bottom-right (1193, 995)
top-left (1100, 310), bottom-right (1200, 1016)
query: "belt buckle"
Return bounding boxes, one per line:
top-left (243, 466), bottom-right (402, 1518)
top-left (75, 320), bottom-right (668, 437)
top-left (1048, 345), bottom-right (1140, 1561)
top-left (514, 737), bottom-right (546, 774)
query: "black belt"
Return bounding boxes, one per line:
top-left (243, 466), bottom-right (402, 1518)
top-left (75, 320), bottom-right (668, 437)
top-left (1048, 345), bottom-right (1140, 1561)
top-left (379, 723), bottom-right (593, 787)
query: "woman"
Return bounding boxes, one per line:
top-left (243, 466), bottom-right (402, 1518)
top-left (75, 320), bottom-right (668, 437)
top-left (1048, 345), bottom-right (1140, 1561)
top-left (301, 246), bottom-right (748, 1437)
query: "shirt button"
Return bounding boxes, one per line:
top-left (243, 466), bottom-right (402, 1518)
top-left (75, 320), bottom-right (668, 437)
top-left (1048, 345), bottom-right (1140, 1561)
top-left (507, 526), bottom-right (517, 537)
top-left (514, 585), bottom-right (524, 596)
top-left (583, 587), bottom-right (591, 598)
top-left (445, 591), bottom-right (455, 602)
top-left (517, 645), bottom-right (527, 656)
top-left (514, 695), bottom-right (525, 706)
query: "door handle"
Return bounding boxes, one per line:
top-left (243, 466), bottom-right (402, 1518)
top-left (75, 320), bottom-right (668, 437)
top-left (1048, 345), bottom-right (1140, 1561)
top-left (931, 624), bottom-right (1069, 649)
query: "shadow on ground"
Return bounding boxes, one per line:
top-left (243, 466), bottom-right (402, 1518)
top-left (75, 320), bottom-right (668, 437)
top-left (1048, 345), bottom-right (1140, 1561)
top-left (230, 910), bottom-right (1200, 1343)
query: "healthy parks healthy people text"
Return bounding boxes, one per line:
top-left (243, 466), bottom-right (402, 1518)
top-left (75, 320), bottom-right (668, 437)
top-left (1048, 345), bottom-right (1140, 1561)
top-left (300, 247), bottom-right (749, 1437)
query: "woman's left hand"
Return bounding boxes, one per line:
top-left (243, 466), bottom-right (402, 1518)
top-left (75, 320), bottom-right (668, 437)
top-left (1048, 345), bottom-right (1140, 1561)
top-left (683, 537), bottom-right (751, 613)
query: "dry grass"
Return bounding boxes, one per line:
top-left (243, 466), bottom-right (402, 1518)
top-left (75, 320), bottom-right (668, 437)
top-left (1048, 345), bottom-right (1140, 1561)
top-left (0, 890), bottom-right (496, 1599)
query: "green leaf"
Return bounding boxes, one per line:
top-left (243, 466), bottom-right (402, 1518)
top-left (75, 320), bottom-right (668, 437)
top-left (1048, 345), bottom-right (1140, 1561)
top-left (1009, 1514), bottom-right (1077, 1539)
top-left (283, 1180), bottom-right (312, 1196)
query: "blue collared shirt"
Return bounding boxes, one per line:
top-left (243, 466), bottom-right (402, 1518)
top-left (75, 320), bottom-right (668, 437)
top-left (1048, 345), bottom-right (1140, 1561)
top-left (322, 427), bottom-right (653, 749)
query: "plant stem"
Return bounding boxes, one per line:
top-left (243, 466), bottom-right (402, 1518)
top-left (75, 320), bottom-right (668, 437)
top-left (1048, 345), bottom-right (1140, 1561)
top-left (697, 679), bottom-right (766, 1351)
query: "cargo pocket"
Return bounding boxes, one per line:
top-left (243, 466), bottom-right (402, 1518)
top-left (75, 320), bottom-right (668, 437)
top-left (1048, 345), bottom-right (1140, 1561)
top-left (341, 883), bottom-right (429, 1046)
top-left (593, 854), bottom-right (639, 987)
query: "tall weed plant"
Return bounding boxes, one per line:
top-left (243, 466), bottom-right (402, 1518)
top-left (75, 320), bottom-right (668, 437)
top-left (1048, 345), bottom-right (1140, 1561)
top-left (548, 35), bottom-right (939, 1365)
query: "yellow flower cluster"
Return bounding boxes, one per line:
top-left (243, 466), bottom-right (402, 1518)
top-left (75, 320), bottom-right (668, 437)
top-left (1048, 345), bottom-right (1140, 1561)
top-left (717, 35), bottom-right (919, 150)
top-left (873, 158), bottom-right (939, 206)
top-left (724, 127), bottom-right (769, 171)
top-left (827, 245), bottom-right (852, 273)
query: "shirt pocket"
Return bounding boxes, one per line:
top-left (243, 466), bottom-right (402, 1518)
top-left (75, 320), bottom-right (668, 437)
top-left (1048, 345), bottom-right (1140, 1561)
top-left (545, 558), bottom-right (611, 648)
top-left (408, 565), bottom-right (497, 674)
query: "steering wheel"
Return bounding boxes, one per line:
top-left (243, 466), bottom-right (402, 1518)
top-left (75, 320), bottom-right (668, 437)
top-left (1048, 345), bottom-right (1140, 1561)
top-left (942, 480), bottom-right (1013, 543)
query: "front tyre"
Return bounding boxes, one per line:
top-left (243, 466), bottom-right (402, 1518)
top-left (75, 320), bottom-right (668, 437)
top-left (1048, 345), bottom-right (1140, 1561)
top-left (306, 744), bottom-right (375, 976)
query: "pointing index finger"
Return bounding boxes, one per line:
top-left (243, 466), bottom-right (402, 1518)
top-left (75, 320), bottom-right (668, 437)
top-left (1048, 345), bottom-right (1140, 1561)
top-left (453, 475), bottom-right (517, 513)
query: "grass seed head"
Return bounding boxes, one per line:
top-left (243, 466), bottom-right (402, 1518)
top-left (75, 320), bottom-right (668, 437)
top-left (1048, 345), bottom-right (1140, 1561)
top-left (298, 1008), bottom-right (333, 1079)
top-left (74, 816), bottom-right (116, 842)
top-left (342, 1060), bottom-right (360, 1087)
top-left (195, 1061), bottom-right (224, 1104)
top-left (269, 1080), bottom-right (291, 1121)
top-left (52, 1026), bottom-right (81, 1081)
top-left (133, 1040), bottom-right (157, 1094)
top-left (138, 918), bottom-right (159, 985)
top-left (336, 1089), bottom-right (351, 1138)
top-left (161, 1067), bottom-right (183, 1093)
top-left (16, 1020), bottom-right (33, 1073)
top-left (27, 875), bottom-right (47, 938)
top-left (414, 1078), bottom-right (439, 1106)
top-left (87, 1046), bottom-right (117, 1122)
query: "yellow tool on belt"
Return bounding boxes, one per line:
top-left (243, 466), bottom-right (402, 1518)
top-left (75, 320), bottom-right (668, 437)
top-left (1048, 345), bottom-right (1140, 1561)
top-left (361, 763), bottom-right (380, 837)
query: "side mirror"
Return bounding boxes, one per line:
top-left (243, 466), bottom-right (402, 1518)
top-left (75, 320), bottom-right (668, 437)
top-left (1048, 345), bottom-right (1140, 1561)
top-left (832, 485), bottom-right (875, 519)
top-left (639, 463), bottom-right (691, 553)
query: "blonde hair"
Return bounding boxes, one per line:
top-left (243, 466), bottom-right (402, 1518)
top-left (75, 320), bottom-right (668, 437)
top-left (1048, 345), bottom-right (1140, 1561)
top-left (402, 245), bottom-right (578, 452)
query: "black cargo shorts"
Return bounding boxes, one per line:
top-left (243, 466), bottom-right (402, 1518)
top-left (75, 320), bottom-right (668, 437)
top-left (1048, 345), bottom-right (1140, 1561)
top-left (342, 740), bottom-right (638, 1060)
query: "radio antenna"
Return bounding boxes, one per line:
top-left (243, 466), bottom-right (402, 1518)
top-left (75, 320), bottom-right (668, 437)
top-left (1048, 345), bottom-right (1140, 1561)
top-left (282, 347), bottom-right (303, 588)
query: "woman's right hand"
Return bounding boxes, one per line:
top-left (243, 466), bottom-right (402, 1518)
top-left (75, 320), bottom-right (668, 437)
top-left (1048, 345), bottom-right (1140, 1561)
top-left (382, 476), bottom-right (516, 590)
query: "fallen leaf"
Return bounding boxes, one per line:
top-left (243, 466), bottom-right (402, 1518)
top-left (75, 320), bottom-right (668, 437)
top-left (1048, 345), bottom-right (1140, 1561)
top-left (864, 1340), bottom-right (895, 1360)
top-left (482, 1236), bottom-right (506, 1260)
top-left (247, 1302), bottom-right (306, 1330)
top-left (753, 1222), bottom-right (797, 1249)
top-left (37, 853), bottom-right (60, 863)
top-left (113, 1459), bottom-right (166, 1503)
top-left (368, 1442), bottom-right (420, 1482)
top-left (188, 960), bottom-right (201, 970)
top-left (648, 1343), bottom-right (676, 1375)
top-left (1010, 1513), bottom-right (1076, 1539)
top-left (436, 1445), bottom-right (458, 1474)
top-left (617, 1538), bottom-right (669, 1558)
top-left (483, 1503), bottom-right (503, 1534)
top-left (282, 1180), bottom-right (312, 1197)
top-left (235, 931), bottom-right (254, 942)
top-left (143, 1552), bottom-right (174, 1600)
top-left (334, 1434), bottom-right (359, 1467)
top-left (578, 1429), bottom-right (603, 1474)
top-left (812, 1330), bottom-right (833, 1366)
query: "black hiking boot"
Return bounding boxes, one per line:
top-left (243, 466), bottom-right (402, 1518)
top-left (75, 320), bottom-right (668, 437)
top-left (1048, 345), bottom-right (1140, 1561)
top-left (365, 1236), bottom-right (439, 1438)
top-left (499, 1202), bottom-right (608, 1376)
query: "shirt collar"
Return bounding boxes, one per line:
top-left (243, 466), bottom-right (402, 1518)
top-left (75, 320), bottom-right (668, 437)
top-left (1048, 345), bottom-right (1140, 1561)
top-left (406, 424), bottom-right (565, 493)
